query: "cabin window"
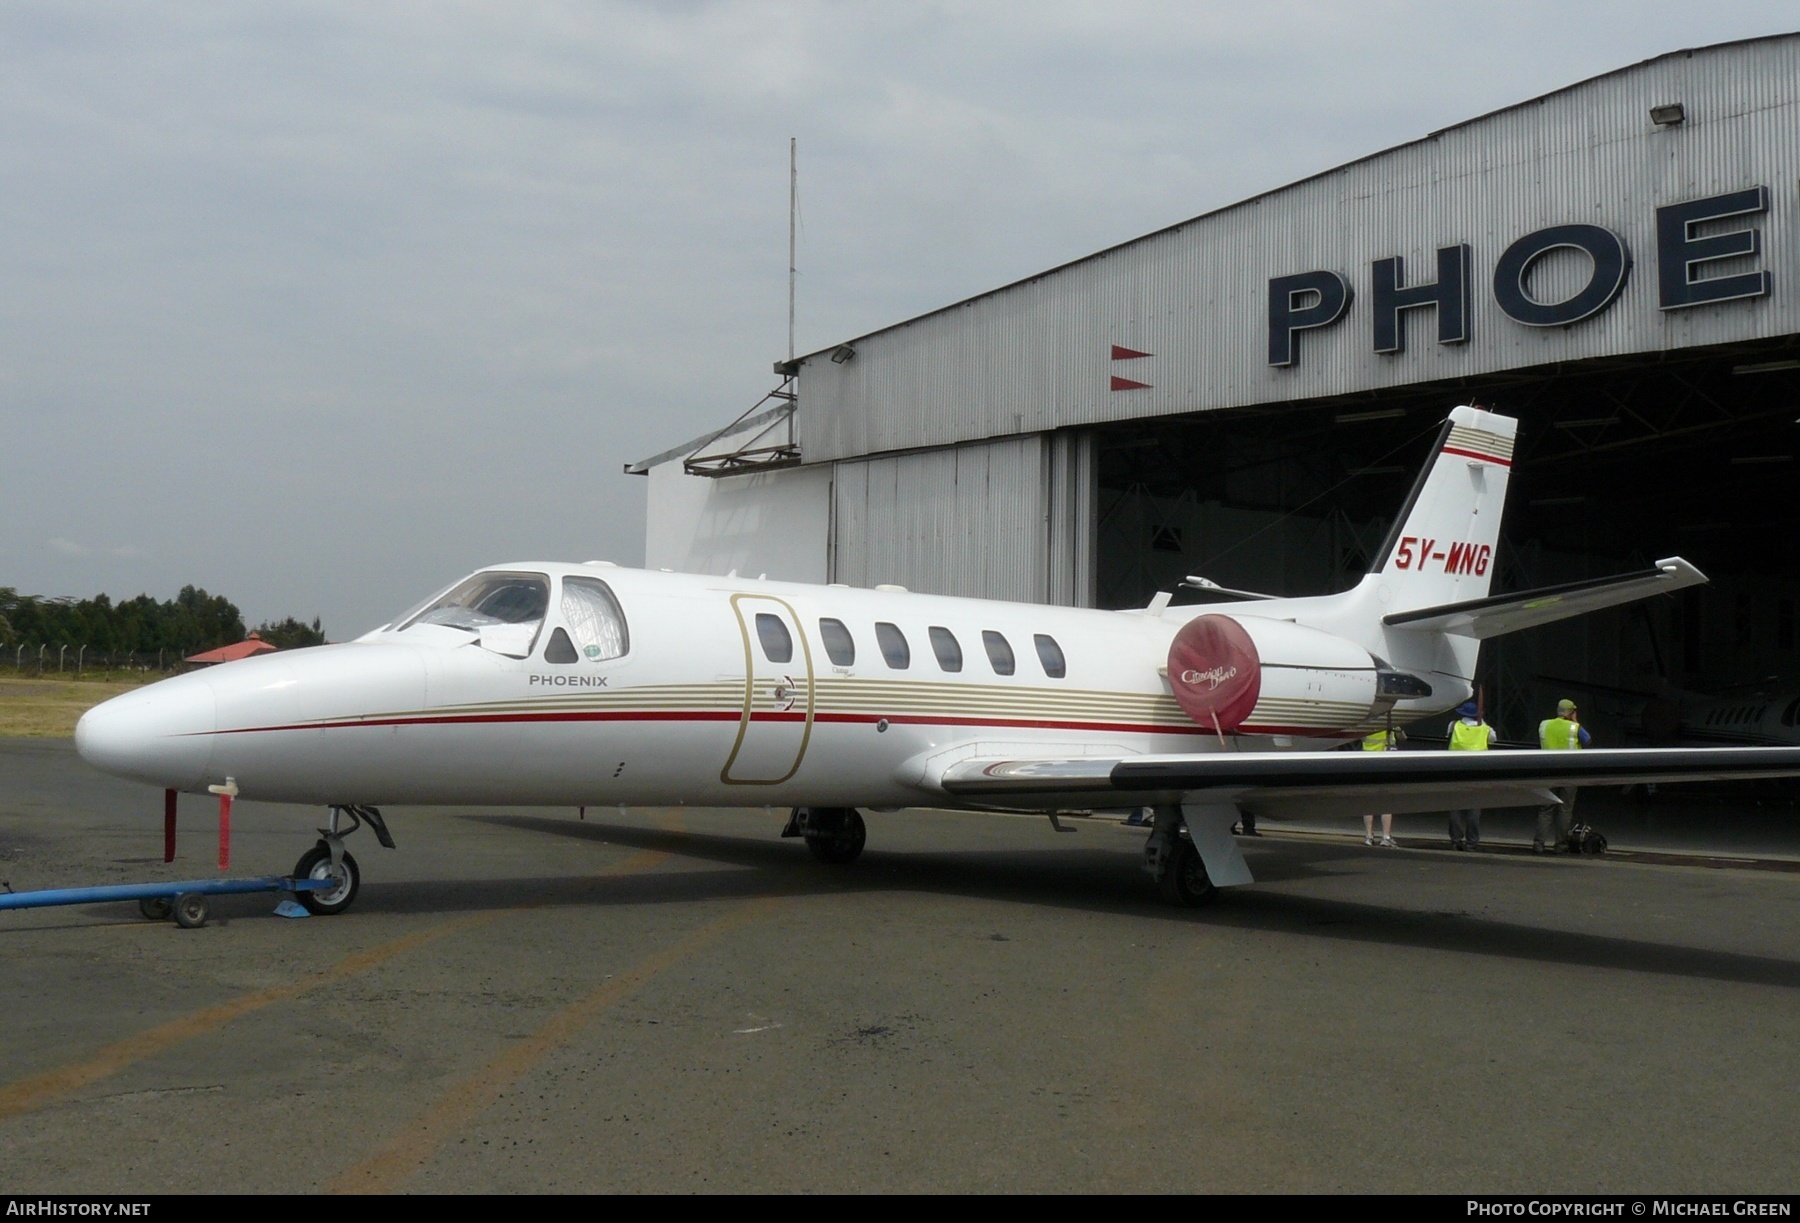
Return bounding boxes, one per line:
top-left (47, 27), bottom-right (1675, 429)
top-left (819, 618), bottom-right (855, 666)
top-left (562, 577), bottom-right (629, 661)
top-left (1034, 633), bottom-right (1067, 679)
top-left (982, 630), bottom-right (1015, 676)
top-left (875, 622), bottom-right (910, 669)
top-left (929, 626), bottom-right (963, 673)
top-left (755, 613), bottom-right (794, 663)
top-left (543, 628), bottom-right (579, 664)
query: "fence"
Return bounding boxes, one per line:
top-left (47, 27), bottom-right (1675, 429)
top-left (6, 644), bottom-right (193, 676)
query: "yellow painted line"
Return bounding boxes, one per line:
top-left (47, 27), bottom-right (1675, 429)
top-left (328, 894), bottom-right (781, 1194)
top-left (0, 915), bottom-right (491, 1121)
top-left (0, 847), bottom-right (669, 1121)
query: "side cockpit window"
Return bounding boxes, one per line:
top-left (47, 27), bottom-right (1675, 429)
top-left (544, 627), bottom-right (579, 664)
top-left (561, 577), bottom-right (630, 661)
top-left (1034, 633), bottom-right (1066, 679)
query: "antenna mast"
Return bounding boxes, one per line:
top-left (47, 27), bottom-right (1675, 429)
top-left (787, 137), bottom-right (797, 363)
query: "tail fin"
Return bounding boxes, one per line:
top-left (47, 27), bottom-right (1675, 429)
top-left (1370, 406), bottom-right (1515, 614)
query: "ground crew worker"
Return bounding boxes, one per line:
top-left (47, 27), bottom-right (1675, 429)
top-left (1447, 700), bottom-right (1496, 851)
top-left (1361, 726), bottom-right (1403, 847)
top-left (1535, 697), bottom-right (1591, 852)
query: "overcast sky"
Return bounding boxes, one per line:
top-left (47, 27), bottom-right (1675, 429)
top-left (2, 1), bottom-right (1794, 638)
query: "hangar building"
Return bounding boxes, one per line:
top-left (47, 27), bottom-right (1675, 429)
top-left (633, 35), bottom-right (1800, 740)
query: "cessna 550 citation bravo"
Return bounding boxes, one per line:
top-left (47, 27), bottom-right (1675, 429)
top-left (75, 407), bottom-right (1800, 911)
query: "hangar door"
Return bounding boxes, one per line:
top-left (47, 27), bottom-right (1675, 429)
top-left (831, 432), bottom-right (1094, 605)
top-left (1091, 339), bottom-right (1800, 747)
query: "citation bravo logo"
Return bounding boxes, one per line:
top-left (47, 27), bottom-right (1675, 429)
top-left (1467, 1204), bottom-right (1790, 1218)
top-left (1180, 665), bottom-right (1238, 689)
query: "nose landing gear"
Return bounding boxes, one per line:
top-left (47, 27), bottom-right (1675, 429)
top-left (294, 844), bottom-right (359, 915)
top-left (294, 804), bottom-right (394, 916)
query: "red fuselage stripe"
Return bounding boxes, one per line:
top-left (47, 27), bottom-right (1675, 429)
top-left (1440, 446), bottom-right (1511, 467)
top-left (204, 708), bottom-right (1361, 739)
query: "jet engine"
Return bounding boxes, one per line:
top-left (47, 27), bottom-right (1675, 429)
top-left (1167, 614), bottom-right (1426, 738)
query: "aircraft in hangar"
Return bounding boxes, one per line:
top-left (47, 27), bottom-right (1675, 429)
top-left (75, 406), bottom-right (1800, 911)
top-left (1532, 674), bottom-right (1800, 749)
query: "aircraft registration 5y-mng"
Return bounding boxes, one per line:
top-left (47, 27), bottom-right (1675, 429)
top-left (76, 407), bottom-right (1800, 912)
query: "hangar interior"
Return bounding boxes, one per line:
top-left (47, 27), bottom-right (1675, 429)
top-left (1094, 337), bottom-right (1800, 743)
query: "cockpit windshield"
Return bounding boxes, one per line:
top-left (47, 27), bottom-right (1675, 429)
top-left (399, 571), bottom-right (550, 637)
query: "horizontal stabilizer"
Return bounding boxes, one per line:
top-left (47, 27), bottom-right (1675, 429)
top-left (1381, 558), bottom-right (1706, 639)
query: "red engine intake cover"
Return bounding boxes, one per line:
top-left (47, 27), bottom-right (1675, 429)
top-left (1167, 614), bottom-right (1262, 732)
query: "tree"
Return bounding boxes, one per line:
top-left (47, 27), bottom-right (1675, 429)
top-left (254, 616), bottom-right (327, 649)
top-left (0, 585), bottom-right (326, 660)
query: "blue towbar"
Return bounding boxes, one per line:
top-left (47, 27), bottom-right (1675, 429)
top-left (0, 874), bottom-right (335, 927)
top-left (0, 875), bottom-right (331, 911)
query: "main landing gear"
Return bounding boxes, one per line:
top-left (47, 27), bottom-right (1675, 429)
top-left (781, 806), bottom-right (867, 865)
top-left (1142, 804), bottom-right (1219, 908)
top-left (295, 804), bottom-right (395, 916)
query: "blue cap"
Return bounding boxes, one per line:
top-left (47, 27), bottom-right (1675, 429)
top-left (1456, 701), bottom-right (1479, 718)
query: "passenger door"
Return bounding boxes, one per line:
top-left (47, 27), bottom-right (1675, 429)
top-left (722, 594), bottom-right (815, 784)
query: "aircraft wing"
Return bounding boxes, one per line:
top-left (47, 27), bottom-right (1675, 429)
top-left (1382, 558), bottom-right (1706, 639)
top-left (936, 745), bottom-right (1800, 820)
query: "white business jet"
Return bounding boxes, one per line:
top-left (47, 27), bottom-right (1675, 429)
top-left (75, 407), bottom-right (1800, 913)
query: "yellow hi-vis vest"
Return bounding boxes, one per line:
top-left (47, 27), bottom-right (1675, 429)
top-left (1363, 729), bottom-right (1398, 751)
top-left (1450, 720), bottom-right (1491, 751)
top-left (1539, 717), bottom-right (1583, 750)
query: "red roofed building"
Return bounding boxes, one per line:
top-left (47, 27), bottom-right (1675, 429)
top-left (185, 631), bottom-right (278, 665)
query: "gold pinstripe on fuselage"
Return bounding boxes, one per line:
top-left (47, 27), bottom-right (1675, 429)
top-left (282, 673), bottom-right (1394, 738)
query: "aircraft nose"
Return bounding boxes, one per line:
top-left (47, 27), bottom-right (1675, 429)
top-left (75, 674), bottom-right (218, 790)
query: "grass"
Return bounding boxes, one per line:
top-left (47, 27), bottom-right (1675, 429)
top-left (0, 672), bottom-right (169, 737)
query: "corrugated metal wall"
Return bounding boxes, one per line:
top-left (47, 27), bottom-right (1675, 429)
top-left (831, 433), bottom-right (1095, 603)
top-left (1046, 430), bottom-right (1096, 606)
top-left (797, 36), bottom-right (1800, 464)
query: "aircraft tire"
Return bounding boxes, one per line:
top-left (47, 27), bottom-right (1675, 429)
top-left (139, 896), bottom-right (174, 921)
top-left (294, 844), bottom-right (361, 916)
top-left (805, 809), bottom-right (866, 865)
top-left (172, 892), bottom-right (209, 929)
top-left (1157, 838), bottom-right (1218, 907)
